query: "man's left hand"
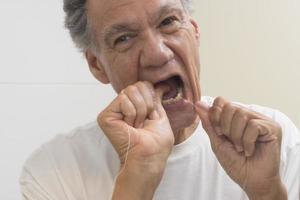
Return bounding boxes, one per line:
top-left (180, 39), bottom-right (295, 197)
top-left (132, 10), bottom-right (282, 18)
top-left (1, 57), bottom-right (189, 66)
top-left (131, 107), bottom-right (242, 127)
top-left (195, 97), bottom-right (287, 200)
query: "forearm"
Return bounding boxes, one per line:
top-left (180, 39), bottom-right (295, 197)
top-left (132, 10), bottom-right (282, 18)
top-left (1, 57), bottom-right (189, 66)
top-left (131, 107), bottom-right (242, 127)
top-left (112, 161), bottom-right (166, 200)
top-left (247, 180), bottom-right (287, 200)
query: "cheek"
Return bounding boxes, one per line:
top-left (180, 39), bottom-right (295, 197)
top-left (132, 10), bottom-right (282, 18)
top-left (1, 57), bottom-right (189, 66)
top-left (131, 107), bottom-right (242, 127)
top-left (105, 51), bottom-right (140, 93)
top-left (167, 28), bottom-right (201, 102)
top-left (173, 29), bottom-right (199, 66)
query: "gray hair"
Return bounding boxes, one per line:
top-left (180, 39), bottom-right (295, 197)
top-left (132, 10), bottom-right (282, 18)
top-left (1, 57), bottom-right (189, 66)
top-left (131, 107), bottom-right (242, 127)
top-left (63, 0), bottom-right (193, 52)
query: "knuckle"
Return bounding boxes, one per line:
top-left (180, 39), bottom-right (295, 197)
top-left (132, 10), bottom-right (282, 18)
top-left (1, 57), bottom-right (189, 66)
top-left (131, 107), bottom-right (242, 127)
top-left (135, 97), bottom-right (145, 107)
top-left (273, 121), bottom-right (282, 131)
top-left (236, 108), bottom-right (249, 121)
top-left (223, 102), bottom-right (234, 112)
top-left (214, 96), bottom-right (223, 103)
top-left (126, 85), bottom-right (138, 93)
top-left (135, 81), bottom-right (146, 90)
top-left (268, 121), bottom-right (282, 137)
top-left (143, 80), bottom-right (154, 88)
top-left (144, 82), bottom-right (155, 97)
top-left (254, 123), bottom-right (261, 131)
top-left (126, 109), bottom-right (136, 117)
top-left (241, 113), bottom-right (249, 122)
top-left (97, 113), bottom-right (104, 123)
top-left (119, 93), bottom-right (127, 100)
top-left (248, 119), bottom-right (257, 128)
top-left (98, 112), bottom-right (109, 127)
top-left (135, 81), bottom-right (144, 86)
top-left (137, 106), bottom-right (147, 116)
top-left (213, 96), bottom-right (227, 107)
top-left (146, 103), bottom-right (154, 112)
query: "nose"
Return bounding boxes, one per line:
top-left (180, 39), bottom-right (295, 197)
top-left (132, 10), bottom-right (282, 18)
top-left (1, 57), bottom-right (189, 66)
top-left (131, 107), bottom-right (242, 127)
top-left (140, 33), bottom-right (174, 68)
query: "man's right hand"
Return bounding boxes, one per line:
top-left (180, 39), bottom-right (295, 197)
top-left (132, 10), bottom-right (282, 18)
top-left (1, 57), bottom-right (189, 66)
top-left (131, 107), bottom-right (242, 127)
top-left (98, 81), bottom-right (174, 200)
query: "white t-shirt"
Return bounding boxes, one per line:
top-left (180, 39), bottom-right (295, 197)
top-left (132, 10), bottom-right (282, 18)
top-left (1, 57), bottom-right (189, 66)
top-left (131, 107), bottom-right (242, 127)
top-left (20, 97), bottom-right (300, 200)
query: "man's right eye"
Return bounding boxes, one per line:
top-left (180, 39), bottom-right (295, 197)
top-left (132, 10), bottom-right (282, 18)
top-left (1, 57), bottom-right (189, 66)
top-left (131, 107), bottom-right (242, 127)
top-left (114, 35), bottom-right (132, 46)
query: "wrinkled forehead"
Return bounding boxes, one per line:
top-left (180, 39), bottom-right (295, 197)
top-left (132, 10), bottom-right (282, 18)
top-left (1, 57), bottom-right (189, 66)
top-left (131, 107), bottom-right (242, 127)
top-left (87, 0), bottom-right (185, 36)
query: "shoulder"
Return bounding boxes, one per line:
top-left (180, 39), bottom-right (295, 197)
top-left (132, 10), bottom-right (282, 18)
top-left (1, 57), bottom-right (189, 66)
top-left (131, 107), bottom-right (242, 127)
top-left (22, 121), bottom-right (107, 170)
top-left (20, 121), bottom-right (118, 199)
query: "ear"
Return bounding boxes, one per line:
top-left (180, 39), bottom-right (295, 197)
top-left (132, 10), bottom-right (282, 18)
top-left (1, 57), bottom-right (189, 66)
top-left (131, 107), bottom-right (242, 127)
top-left (190, 18), bottom-right (200, 44)
top-left (85, 50), bottom-right (110, 84)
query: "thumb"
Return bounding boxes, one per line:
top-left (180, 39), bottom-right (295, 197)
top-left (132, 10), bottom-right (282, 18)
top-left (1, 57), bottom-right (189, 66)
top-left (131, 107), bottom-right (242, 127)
top-left (155, 84), bottom-right (170, 101)
top-left (153, 84), bottom-right (170, 117)
top-left (194, 101), bottom-right (218, 140)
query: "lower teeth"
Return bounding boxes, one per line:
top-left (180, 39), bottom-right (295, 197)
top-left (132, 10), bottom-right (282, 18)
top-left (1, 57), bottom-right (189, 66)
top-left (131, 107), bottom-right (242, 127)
top-left (162, 87), bottom-right (183, 105)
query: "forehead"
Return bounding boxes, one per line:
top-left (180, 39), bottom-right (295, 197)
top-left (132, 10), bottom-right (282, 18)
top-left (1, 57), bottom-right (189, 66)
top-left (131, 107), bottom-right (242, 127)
top-left (87, 0), bottom-right (184, 35)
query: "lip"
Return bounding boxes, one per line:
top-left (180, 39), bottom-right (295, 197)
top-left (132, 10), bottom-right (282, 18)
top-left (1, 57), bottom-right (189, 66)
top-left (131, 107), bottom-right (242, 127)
top-left (140, 59), bottom-right (192, 104)
top-left (162, 97), bottom-right (187, 110)
top-left (152, 73), bottom-right (183, 87)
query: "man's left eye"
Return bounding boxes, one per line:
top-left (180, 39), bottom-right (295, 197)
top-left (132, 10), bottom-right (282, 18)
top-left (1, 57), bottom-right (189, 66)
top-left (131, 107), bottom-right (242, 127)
top-left (160, 16), bottom-right (177, 27)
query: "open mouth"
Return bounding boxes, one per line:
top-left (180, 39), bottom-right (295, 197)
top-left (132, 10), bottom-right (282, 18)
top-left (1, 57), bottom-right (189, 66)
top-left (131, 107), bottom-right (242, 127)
top-left (155, 75), bottom-right (184, 105)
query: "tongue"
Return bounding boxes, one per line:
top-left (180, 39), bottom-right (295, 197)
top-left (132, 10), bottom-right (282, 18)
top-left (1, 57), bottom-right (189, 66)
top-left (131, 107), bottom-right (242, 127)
top-left (159, 77), bottom-right (179, 100)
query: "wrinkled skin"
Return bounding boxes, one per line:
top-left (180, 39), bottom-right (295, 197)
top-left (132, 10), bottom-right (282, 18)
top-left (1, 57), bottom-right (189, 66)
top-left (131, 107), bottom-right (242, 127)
top-left (195, 98), bottom-right (286, 199)
top-left (85, 0), bottom-right (286, 199)
top-left (86, 0), bottom-right (201, 139)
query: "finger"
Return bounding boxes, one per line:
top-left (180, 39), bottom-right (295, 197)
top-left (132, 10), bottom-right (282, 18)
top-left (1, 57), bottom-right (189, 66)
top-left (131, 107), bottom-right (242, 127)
top-left (135, 81), bottom-right (155, 117)
top-left (154, 84), bottom-right (170, 118)
top-left (120, 93), bottom-right (136, 127)
top-left (220, 103), bottom-right (237, 137)
top-left (195, 101), bottom-right (218, 140)
top-left (124, 85), bottom-right (147, 128)
top-left (257, 122), bottom-right (278, 142)
top-left (195, 101), bottom-right (236, 156)
top-left (211, 96), bottom-right (228, 135)
top-left (242, 119), bottom-right (266, 157)
top-left (230, 108), bottom-right (249, 152)
top-left (213, 96), bottom-right (227, 108)
top-left (148, 110), bottom-right (160, 120)
top-left (209, 106), bottom-right (222, 135)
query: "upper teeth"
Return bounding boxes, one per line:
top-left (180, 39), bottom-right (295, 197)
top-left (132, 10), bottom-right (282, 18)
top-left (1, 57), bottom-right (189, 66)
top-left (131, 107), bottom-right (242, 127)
top-left (162, 87), bottom-right (183, 105)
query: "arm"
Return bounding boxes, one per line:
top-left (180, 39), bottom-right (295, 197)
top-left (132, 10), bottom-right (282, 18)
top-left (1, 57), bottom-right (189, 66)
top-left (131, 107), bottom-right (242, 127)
top-left (98, 82), bottom-right (174, 200)
top-left (247, 180), bottom-right (287, 200)
top-left (112, 162), bottom-right (166, 200)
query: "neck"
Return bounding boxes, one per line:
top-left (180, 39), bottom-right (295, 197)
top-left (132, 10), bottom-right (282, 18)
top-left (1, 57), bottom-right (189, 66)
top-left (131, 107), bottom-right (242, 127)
top-left (173, 117), bottom-right (200, 145)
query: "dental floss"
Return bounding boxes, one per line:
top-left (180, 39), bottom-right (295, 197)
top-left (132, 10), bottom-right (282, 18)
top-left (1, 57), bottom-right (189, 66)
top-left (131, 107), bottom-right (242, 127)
top-left (121, 124), bottom-right (131, 174)
top-left (113, 124), bottom-right (131, 189)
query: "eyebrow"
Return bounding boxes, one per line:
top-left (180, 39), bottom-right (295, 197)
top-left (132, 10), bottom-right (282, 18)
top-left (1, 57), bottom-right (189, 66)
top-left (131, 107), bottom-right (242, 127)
top-left (103, 23), bottom-right (139, 47)
top-left (152, 4), bottom-right (185, 25)
top-left (102, 3), bottom-right (185, 46)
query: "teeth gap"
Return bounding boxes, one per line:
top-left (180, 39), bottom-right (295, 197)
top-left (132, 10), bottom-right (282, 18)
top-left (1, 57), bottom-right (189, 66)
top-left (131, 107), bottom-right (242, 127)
top-left (162, 86), bottom-right (183, 105)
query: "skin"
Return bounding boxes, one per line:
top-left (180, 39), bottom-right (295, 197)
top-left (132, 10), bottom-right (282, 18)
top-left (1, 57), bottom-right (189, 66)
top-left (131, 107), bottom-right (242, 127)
top-left (86, 0), bottom-right (201, 142)
top-left (84, 0), bottom-right (287, 199)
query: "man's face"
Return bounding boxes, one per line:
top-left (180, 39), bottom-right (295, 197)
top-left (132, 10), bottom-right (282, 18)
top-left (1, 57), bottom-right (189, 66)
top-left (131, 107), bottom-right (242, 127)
top-left (87, 0), bottom-right (201, 132)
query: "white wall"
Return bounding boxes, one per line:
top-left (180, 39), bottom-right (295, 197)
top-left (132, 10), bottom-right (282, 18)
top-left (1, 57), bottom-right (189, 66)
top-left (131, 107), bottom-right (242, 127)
top-left (0, 0), bottom-right (299, 199)
top-left (193, 0), bottom-right (300, 127)
top-left (0, 1), bottom-right (115, 199)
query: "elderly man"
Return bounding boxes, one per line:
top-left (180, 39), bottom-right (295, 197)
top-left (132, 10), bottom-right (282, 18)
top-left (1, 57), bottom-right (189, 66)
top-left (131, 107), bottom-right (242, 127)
top-left (20, 0), bottom-right (300, 199)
